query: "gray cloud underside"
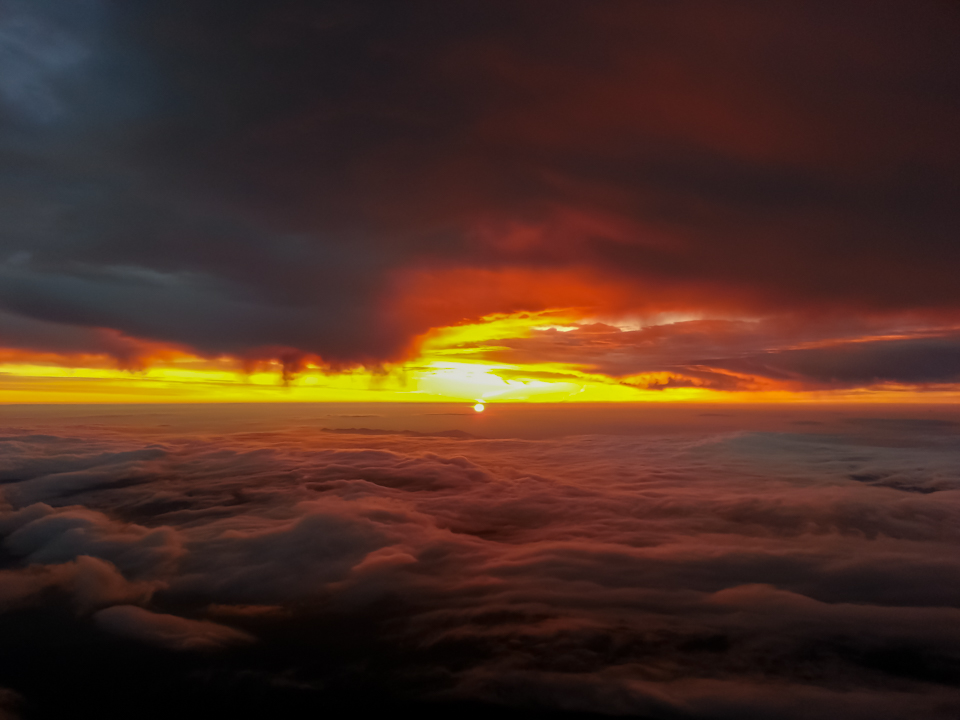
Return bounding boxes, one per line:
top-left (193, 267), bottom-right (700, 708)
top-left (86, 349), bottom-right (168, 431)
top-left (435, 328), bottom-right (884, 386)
top-left (2, 424), bottom-right (960, 718)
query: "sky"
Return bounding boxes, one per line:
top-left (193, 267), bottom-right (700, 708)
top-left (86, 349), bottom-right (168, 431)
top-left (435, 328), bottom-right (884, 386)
top-left (3, 5), bottom-right (960, 718)
top-left (2, 0), bottom-right (960, 403)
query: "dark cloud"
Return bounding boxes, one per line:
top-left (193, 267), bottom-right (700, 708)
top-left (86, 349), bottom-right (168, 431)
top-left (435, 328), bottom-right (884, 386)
top-left (1, 1), bottom-right (959, 366)
top-left (477, 320), bottom-right (960, 390)
top-left (709, 335), bottom-right (960, 387)
top-left (1, 416), bottom-right (960, 717)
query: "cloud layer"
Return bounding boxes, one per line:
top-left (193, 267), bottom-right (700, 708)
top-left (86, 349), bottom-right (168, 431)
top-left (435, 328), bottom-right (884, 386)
top-left (1, 415), bottom-right (960, 717)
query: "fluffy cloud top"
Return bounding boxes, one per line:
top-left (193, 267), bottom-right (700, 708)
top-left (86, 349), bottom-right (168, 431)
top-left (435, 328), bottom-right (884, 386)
top-left (1, 412), bottom-right (959, 717)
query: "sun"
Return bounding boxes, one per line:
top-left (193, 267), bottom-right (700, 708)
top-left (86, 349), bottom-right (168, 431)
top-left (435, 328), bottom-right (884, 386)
top-left (473, 403), bottom-right (485, 412)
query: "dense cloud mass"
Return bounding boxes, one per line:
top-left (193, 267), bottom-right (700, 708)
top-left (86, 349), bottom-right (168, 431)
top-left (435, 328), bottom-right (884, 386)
top-left (2, 415), bottom-right (960, 718)
top-left (1, 0), bottom-right (959, 372)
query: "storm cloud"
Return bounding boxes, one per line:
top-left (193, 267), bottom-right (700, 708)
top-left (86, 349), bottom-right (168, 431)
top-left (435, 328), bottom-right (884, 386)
top-left (1, 0), bottom-right (959, 370)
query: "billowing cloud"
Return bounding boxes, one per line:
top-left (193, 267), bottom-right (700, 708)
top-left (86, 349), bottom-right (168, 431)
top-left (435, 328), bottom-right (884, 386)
top-left (1, 413), bottom-right (960, 717)
top-left (0, 555), bottom-right (157, 612)
top-left (93, 605), bottom-right (254, 651)
top-left (1, 0), bottom-right (959, 377)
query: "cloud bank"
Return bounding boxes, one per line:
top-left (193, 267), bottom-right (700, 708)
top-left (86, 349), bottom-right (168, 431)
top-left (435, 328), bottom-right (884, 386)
top-left (1, 418), bottom-right (960, 717)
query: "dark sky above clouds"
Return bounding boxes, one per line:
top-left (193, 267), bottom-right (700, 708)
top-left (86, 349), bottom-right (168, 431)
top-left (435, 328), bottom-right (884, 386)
top-left (2, 0), bottom-right (960, 382)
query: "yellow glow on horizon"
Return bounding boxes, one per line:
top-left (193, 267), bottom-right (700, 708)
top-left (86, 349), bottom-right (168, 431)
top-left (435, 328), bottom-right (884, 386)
top-left (3, 311), bottom-right (960, 403)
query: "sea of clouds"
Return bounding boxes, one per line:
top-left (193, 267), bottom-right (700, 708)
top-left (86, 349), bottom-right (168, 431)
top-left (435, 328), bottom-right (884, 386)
top-left (1, 418), bottom-right (960, 718)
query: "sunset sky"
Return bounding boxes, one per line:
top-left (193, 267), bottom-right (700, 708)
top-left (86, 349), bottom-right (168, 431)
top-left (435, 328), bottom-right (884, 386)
top-left (4, 4), bottom-right (960, 720)
top-left (3, 0), bottom-right (960, 404)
